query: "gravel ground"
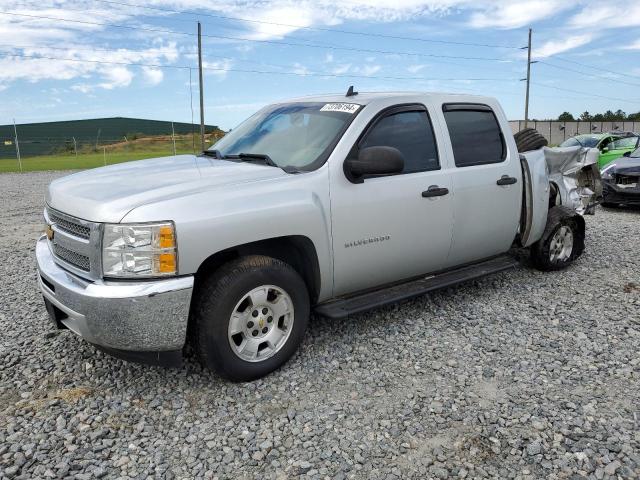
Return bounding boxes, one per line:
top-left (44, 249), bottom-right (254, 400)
top-left (0, 171), bottom-right (639, 480)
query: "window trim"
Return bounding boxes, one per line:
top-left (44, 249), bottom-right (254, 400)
top-left (442, 102), bottom-right (507, 168)
top-left (344, 103), bottom-right (441, 182)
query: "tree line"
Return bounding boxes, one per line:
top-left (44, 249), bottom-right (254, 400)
top-left (556, 110), bottom-right (640, 122)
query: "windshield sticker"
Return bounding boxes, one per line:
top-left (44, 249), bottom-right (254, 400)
top-left (320, 103), bottom-right (360, 114)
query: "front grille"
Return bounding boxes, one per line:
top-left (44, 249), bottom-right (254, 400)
top-left (45, 206), bottom-right (100, 279)
top-left (616, 174), bottom-right (639, 186)
top-left (49, 212), bottom-right (91, 239)
top-left (52, 242), bottom-right (91, 272)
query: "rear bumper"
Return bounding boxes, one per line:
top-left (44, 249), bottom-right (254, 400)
top-left (36, 235), bottom-right (194, 355)
top-left (602, 181), bottom-right (640, 206)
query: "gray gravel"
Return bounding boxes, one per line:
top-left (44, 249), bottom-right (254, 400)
top-left (1, 170), bottom-right (639, 480)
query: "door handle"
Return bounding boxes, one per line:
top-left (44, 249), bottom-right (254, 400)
top-left (497, 175), bottom-right (517, 186)
top-left (422, 185), bottom-right (449, 198)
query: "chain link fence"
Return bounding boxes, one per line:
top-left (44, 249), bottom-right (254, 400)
top-left (0, 118), bottom-right (224, 172)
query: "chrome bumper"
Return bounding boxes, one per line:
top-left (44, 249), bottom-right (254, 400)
top-left (36, 235), bottom-right (194, 352)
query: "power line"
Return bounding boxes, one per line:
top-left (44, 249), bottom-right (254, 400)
top-left (0, 41), bottom-right (510, 73)
top-left (0, 52), bottom-right (520, 83)
top-left (0, 11), bottom-right (514, 63)
top-left (0, 42), bottom-right (516, 76)
top-left (91, 0), bottom-right (522, 50)
top-left (536, 60), bottom-right (640, 88)
top-left (549, 55), bottom-right (640, 81)
top-left (531, 82), bottom-right (640, 105)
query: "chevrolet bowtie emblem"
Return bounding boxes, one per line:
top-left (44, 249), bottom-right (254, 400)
top-left (46, 224), bottom-right (54, 241)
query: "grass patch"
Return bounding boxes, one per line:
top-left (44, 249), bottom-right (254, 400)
top-left (0, 133), bottom-right (220, 173)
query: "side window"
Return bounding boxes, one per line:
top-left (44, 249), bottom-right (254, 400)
top-left (443, 105), bottom-right (506, 167)
top-left (611, 137), bottom-right (637, 149)
top-left (360, 109), bottom-right (439, 174)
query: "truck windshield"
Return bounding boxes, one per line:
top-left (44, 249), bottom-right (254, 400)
top-left (207, 102), bottom-right (360, 171)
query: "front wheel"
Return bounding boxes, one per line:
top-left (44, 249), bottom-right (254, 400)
top-left (530, 206), bottom-right (585, 271)
top-left (191, 255), bottom-right (309, 381)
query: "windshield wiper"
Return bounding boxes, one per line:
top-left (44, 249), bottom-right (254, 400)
top-left (225, 153), bottom-right (301, 174)
top-left (202, 149), bottom-right (223, 159)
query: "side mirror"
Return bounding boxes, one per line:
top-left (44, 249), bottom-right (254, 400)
top-left (344, 146), bottom-right (404, 183)
top-left (623, 151), bottom-right (631, 157)
top-left (601, 146), bottom-right (609, 152)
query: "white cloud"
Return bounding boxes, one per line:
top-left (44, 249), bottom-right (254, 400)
top-left (202, 59), bottom-right (234, 79)
top-left (533, 34), bottom-right (593, 58)
top-left (0, 40), bottom-right (179, 90)
top-left (569, 3), bottom-right (640, 29)
top-left (291, 63), bottom-right (310, 75)
top-left (356, 64), bottom-right (382, 76)
top-left (243, 6), bottom-right (325, 40)
top-left (469, 0), bottom-right (571, 29)
top-left (98, 66), bottom-right (134, 89)
top-left (142, 67), bottom-right (164, 85)
top-left (332, 64), bottom-right (352, 75)
top-left (621, 40), bottom-right (640, 51)
top-left (71, 84), bottom-right (93, 94)
top-left (0, 0), bottom-right (633, 93)
top-left (407, 64), bottom-right (427, 73)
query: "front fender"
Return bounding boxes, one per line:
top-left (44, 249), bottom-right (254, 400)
top-left (121, 171), bottom-right (333, 300)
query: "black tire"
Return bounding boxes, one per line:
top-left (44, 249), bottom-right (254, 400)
top-left (514, 127), bottom-right (548, 153)
top-left (191, 255), bottom-right (309, 381)
top-left (530, 206), bottom-right (585, 271)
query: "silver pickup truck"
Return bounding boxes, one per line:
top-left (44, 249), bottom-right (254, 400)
top-left (36, 91), bottom-right (600, 381)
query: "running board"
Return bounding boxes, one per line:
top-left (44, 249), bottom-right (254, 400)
top-left (314, 255), bottom-right (519, 319)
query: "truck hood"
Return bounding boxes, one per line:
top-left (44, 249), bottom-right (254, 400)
top-left (46, 155), bottom-right (287, 222)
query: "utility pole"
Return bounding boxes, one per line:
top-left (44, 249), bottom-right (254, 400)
top-left (13, 119), bottom-right (22, 173)
top-left (522, 28), bottom-right (537, 129)
top-left (197, 21), bottom-right (206, 152)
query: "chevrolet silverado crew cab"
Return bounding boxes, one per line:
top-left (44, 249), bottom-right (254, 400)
top-left (37, 90), bottom-right (601, 381)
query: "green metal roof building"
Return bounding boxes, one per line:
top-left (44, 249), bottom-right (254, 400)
top-left (0, 117), bottom-right (219, 158)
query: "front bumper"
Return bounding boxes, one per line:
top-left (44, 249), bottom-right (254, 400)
top-left (602, 181), bottom-right (640, 206)
top-left (36, 235), bottom-right (194, 355)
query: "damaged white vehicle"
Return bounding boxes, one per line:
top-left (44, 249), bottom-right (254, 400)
top-left (37, 90), bottom-right (601, 381)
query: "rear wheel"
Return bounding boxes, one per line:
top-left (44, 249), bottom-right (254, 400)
top-left (191, 255), bottom-right (309, 381)
top-left (531, 206), bottom-right (585, 271)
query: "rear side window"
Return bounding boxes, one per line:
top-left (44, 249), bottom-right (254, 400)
top-left (360, 109), bottom-right (439, 174)
top-left (443, 105), bottom-right (506, 167)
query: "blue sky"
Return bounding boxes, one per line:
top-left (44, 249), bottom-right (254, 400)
top-left (1, 0), bottom-right (640, 129)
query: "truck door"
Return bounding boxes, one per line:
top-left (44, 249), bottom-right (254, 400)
top-left (329, 103), bottom-right (455, 296)
top-left (440, 103), bottom-right (522, 265)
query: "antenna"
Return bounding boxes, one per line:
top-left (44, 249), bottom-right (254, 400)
top-left (346, 85), bottom-right (358, 97)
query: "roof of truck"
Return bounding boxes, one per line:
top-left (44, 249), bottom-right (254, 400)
top-left (281, 91), bottom-right (492, 105)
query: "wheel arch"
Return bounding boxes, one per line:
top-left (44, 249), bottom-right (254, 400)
top-left (194, 235), bottom-right (322, 305)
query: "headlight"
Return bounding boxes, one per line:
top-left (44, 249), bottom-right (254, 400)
top-left (600, 164), bottom-right (616, 180)
top-left (102, 222), bottom-right (177, 278)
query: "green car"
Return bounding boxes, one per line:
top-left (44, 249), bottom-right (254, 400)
top-left (559, 133), bottom-right (640, 168)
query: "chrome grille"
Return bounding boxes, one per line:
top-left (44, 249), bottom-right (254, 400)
top-left (52, 242), bottom-right (91, 271)
top-left (49, 212), bottom-right (91, 239)
top-left (45, 206), bottom-right (101, 279)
